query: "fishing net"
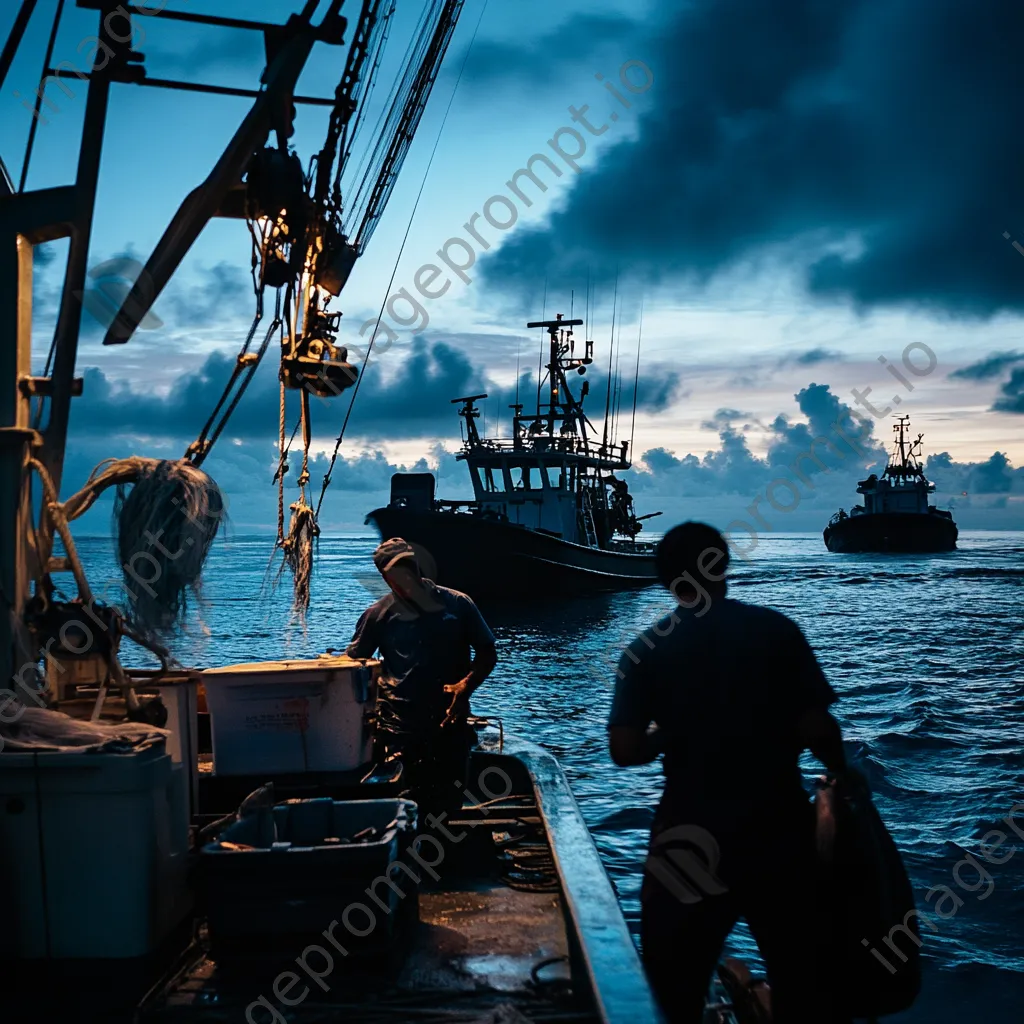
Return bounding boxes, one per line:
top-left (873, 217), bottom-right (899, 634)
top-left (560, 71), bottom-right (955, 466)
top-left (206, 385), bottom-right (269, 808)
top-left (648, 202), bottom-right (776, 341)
top-left (110, 459), bottom-right (226, 630)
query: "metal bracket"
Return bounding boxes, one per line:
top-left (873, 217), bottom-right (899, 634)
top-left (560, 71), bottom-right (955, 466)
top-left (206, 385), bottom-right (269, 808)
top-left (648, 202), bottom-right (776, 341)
top-left (0, 426), bottom-right (43, 447)
top-left (19, 376), bottom-right (83, 398)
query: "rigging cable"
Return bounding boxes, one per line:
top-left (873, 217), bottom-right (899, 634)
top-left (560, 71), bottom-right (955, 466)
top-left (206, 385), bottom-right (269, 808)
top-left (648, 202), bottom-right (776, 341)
top-left (17, 0), bottom-right (65, 193)
top-left (336, 1), bottom-right (395, 200)
top-left (602, 272), bottom-right (618, 452)
top-left (351, 1), bottom-right (435, 215)
top-left (535, 277), bottom-right (547, 415)
top-left (314, 0), bottom-right (490, 519)
top-left (188, 291), bottom-right (282, 468)
top-left (628, 298), bottom-right (643, 455)
top-left (611, 312), bottom-right (622, 446)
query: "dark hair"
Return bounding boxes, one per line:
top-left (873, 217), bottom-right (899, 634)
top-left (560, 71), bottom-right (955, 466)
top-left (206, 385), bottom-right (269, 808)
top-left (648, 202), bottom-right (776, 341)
top-left (655, 521), bottom-right (730, 590)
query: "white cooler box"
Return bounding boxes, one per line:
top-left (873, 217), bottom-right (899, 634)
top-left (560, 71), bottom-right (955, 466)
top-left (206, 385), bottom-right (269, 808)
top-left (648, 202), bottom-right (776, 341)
top-left (201, 657), bottom-right (379, 775)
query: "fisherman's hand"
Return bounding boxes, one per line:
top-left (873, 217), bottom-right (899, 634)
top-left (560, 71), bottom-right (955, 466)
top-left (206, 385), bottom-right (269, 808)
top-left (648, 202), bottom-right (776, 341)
top-left (441, 678), bottom-right (471, 728)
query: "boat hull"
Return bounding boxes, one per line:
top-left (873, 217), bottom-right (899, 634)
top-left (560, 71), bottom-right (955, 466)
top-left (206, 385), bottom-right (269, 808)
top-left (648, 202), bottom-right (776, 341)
top-left (367, 506), bottom-right (658, 598)
top-left (823, 512), bottom-right (957, 553)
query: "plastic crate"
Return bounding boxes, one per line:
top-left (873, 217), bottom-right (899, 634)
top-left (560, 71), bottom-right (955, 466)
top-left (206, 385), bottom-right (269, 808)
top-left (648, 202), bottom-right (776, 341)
top-left (199, 797), bottom-right (418, 953)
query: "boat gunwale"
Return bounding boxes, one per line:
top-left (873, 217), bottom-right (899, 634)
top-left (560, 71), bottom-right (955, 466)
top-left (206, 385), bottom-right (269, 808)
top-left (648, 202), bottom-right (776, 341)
top-left (499, 735), bottom-right (666, 1024)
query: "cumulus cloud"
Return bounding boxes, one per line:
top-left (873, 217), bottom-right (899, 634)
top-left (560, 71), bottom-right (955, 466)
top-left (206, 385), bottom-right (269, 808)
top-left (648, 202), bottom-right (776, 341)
top-left (630, 383), bottom-right (886, 502)
top-left (624, 382), bottom-right (1023, 531)
top-left (926, 451), bottom-right (1021, 495)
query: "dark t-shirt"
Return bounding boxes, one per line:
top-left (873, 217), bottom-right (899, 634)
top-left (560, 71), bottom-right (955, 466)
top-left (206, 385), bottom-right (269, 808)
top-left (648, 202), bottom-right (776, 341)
top-left (608, 597), bottom-right (837, 830)
top-left (346, 582), bottom-right (496, 736)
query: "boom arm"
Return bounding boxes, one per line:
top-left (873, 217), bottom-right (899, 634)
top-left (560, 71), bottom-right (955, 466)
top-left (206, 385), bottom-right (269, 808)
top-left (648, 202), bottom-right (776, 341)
top-left (102, 1), bottom-right (342, 346)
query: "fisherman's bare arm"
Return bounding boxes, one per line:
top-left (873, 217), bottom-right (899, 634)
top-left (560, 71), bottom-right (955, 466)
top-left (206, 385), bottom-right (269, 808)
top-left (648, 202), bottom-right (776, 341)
top-left (442, 642), bottom-right (497, 725)
top-left (442, 597), bottom-right (498, 727)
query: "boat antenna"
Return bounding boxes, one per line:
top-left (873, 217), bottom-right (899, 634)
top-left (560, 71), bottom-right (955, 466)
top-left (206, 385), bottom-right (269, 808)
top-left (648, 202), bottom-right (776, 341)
top-left (602, 273), bottom-right (618, 452)
top-left (585, 266), bottom-right (591, 345)
top-left (514, 337), bottom-right (521, 409)
top-left (611, 312), bottom-right (623, 445)
top-left (628, 298), bottom-right (644, 455)
top-left (536, 277), bottom-right (547, 414)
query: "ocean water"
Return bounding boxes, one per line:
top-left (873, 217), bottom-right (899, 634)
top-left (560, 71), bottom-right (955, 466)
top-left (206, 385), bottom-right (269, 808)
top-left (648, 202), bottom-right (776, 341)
top-left (74, 530), bottom-right (1024, 1020)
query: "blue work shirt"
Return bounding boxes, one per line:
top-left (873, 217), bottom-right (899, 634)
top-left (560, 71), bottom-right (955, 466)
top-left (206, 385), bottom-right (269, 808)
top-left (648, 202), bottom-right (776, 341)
top-left (346, 581), bottom-right (496, 736)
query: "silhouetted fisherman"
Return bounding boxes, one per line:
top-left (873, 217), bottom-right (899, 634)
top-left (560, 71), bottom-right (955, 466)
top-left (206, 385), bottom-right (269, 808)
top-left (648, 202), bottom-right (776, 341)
top-left (347, 537), bottom-right (497, 819)
top-left (608, 521), bottom-right (851, 1023)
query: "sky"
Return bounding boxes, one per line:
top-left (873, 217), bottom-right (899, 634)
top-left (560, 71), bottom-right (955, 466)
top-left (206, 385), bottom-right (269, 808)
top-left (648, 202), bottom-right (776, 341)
top-left (3, 0), bottom-right (1024, 533)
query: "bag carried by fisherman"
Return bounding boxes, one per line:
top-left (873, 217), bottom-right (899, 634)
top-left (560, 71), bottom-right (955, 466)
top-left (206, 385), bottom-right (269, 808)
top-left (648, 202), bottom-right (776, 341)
top-left (816, 774), bottom-right (922, 1018)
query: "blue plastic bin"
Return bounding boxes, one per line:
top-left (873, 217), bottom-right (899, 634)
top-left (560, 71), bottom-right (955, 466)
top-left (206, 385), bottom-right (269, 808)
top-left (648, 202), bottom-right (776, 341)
top-left (200, 797), bottom-right (418, 953)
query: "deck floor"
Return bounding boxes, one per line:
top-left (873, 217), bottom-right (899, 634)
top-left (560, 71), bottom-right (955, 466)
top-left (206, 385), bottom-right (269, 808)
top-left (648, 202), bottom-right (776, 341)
top-left (399, 881), bottom-right (568, 994)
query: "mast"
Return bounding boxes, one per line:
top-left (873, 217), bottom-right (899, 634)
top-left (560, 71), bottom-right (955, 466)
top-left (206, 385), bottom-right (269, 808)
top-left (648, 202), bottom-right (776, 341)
top-left (895, 415), bottom-right (909, 472)
top-left (525, 314), bottom-right (585, 439)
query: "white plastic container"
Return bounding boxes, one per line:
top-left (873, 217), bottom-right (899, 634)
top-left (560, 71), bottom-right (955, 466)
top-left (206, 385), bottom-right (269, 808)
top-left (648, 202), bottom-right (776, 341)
top-left (0, 742), bottom-right (190, 958)
top-left (153, 678), bottom-right (199, 817)
top-left (201, 656), bottom-right (378, 775)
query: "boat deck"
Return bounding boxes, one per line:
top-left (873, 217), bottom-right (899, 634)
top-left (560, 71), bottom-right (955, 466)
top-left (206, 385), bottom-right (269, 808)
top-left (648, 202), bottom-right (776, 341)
top-left (138, 799), bottom-right (598, 1024)
top-left (141, 883), bottom-right (588, 1023)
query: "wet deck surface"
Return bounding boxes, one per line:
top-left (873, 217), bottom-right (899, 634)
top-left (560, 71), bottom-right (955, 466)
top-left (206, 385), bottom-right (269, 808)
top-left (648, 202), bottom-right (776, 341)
top-left (399, 882), bottom-right (569, 993)
top-left (140, 881), bottom-right (590, 1023)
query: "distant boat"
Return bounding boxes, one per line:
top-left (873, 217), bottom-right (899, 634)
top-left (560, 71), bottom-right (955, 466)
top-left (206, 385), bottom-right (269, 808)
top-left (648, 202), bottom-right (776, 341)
top-left (368, 313), bottom-right (662, 597)
top-left (824, 416), bottom-right (957, 553)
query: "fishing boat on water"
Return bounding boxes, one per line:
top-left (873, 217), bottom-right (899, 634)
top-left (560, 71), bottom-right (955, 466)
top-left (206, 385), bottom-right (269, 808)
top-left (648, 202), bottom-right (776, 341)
top-left (0, 4), bottom-right (720, 1023)
top-left (368, 314), bottom-right (662, 598)
top-left (823, 416), bottom-right (957, 553)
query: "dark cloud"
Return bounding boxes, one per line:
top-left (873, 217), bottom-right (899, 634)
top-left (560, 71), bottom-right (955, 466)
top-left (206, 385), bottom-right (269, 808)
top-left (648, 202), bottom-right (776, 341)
top-left (949, 351), bottom-right (1024, 381)
top-left (67, 336), bottom-right (682, 445)
top-left (945, 351), bottom-right (1024, 413)
top-left (993, 367), bottom-right (1024, 414)
top-left (700, 407), bottom-right (753, 430)
top-left (480, 0), bottom-right (1024, 316)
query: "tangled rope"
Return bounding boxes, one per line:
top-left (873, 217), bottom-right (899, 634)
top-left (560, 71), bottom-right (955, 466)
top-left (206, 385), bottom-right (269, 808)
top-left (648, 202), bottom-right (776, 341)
top-left (28, 457), bottom-right (178, 714)
top-left (274, 382), bottom-right (319, 617)
top-left (41, 456), bottom-right (225, 631)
